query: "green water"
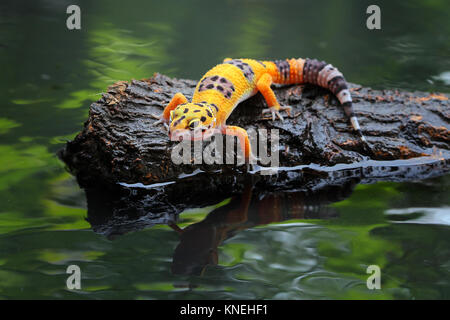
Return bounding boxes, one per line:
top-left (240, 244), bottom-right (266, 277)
top-left (0, 0), bottom-right (449, 299)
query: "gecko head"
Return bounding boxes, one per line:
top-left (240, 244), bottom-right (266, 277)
top-left (169, 102), bottom-right (218, 141)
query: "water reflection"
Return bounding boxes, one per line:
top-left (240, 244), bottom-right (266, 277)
top-left (84, 158), bottom-right (448, 280)
top-left (169, 181), bottom-right (353, 276)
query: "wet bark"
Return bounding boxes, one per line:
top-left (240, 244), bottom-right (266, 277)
top-left (59, 73), bottom-right (450, 188)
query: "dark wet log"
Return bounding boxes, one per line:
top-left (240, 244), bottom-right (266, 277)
top-left (59, 73), bottom-right (450, 188)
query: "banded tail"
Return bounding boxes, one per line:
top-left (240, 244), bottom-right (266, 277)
top-left (263, 58), bottom-right (367, 143)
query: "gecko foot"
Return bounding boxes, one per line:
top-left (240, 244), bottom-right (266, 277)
top-left (262, 105), bottom-right (292, 121)
top-left (151, 113), bottom-right (169, 130)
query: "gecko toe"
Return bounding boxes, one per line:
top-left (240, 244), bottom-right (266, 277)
top-left (151, 113), bottom-right (169, 130)
top-left (263, 106), bottom-right (292, 121)
top-left (281, 105), bottom-right (293, 117)
top-left (275, 111), bottom-right (284, 121)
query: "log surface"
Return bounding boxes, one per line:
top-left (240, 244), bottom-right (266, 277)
top-left (59, 73), bottom-right (450, 187)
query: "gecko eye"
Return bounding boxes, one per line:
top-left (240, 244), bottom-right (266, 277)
top-left (189, 119), bottom-right (200, 129)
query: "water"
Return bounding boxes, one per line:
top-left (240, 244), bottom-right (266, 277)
top-left (0, 0), bottom-right (449, 299)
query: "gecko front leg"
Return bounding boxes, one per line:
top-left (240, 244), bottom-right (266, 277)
top-left (257, 73), bottom-right (292, 121)
top-left (220, 125), bottom-right (258, 165)
top-left (151, 92), bottom-right (188, 130)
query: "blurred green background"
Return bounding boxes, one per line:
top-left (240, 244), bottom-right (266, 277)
top-left (0, 0), bottom-right (449, 299)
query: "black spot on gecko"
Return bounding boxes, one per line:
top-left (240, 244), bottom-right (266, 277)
top-left (184, 108), bottom-right (188, 113)
top-left (206, 109), bottom-right (212, 117)
top-left (194, 110), bottom-right (201, 113)
top-left (172, 115), bottom-right (185, 127)
top-left (200, 116), bottom-right (206, 122)
top-left (257, 60), bottom-right (266, 67)
top-left (198, 76), bottom-right (235, 99)
top-left (211, 104), bottom-right (219, 112)
top-left (224, 59), bottom-right (254, 81)
top-left (274, 60), bottom-right (290, 81)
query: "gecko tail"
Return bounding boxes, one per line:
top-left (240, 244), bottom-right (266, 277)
top-left (347, 104), bottom-right (376, 158)
top-left (343, 101), bottom-right (371, 148)
top-left (298, 58), bottom-right (370, 147)
top-left (350, 115), bottom-right (367, 143)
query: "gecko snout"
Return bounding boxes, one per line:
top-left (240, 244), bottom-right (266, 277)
top-left (170, 129), bottom-right (191, 142)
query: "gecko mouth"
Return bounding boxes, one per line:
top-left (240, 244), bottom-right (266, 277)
top-left (169, 130), bottom-right (191, 141)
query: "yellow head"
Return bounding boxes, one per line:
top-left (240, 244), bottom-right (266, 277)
top-left (169, 102), bottom-right (218, 140)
